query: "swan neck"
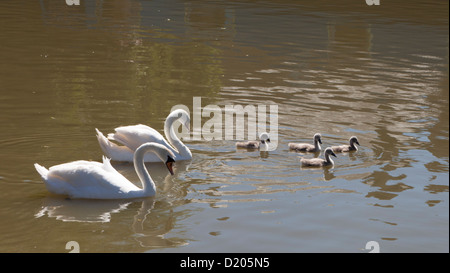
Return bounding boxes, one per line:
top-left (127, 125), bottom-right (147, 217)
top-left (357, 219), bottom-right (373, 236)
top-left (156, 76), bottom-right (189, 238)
top-left (260, 141), bottom-right (269, 151)
top-left (134, 146), bottom-right (156, 195)
top-left (164, 115), bottom-right (191, 157)
top-left (325, 153), bottom-right (334, 164)
top-left (314, 139), bottom-right (321, 150)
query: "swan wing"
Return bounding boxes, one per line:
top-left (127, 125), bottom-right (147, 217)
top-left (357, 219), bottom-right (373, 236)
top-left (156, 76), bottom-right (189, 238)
top-left (300, 158), bottom-right (325, 166)
top-left (236, 141), bottom-right (259, 149)
top-left (289, 143), bottom-right (313, 151)
top-left (331, 145), bottom-right (346, 152)
top-left (108, 124), bottom-right (167, 151)
top-left (44, 160), bottom-right (139, 199)
top-left (96, 128), bottom-right (136, 161)
top-left (96, 128), bottom-right (171, 162)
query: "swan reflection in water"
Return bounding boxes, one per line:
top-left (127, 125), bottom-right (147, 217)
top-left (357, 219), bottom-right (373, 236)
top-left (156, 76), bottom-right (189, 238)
top-left (35, 159), bottom-right (191, 248)
top-left (35, 197), bottom-right (133, 223)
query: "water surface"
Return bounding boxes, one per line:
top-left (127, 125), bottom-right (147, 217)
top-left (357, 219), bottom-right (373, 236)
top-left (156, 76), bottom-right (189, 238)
top-left (0, 0), bottom-right (448, 252)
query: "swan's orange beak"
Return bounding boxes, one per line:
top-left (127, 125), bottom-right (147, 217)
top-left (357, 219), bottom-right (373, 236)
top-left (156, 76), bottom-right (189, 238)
top-left (166, 156), bottom-right (175, 175)
top-left (166, 161), bottom-right (174, 175)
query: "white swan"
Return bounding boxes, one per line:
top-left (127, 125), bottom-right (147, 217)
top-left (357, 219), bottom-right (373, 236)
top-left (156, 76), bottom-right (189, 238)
top-left (34, 143), bottom-right (175, 199)
top-left (96, 109), bottom-right (192, 162)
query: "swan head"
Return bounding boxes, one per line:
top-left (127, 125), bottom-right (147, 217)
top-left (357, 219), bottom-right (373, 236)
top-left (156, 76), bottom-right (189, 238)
top-left (350, 136), bottom-right (360, 146)
top-left (259, 132), bottom-right (270, 144)
top-left (156, 145), bottom-right (176, 175)
top-left (165, 155), bottom-right (175, 175)
top-left (135, 143), bottom-right (176, 175)
top-left (314, 133), bottom-right (322, 144)
top-left (324, 147), bottom-right (337, 158)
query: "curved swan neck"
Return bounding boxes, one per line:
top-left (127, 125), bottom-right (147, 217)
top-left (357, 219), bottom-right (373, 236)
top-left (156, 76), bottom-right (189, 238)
top-left (164, 115), bottom-right (179, 147)
top-left (349, 139), bottom-right (358, 150)
top-left (314, 139), bottom-right (321, 150)
top-left (164, 114), bottom-right (191, 158)
top-left (259, 140), bottom-right (269, 151)
top-left (325, 152), bottom-right (334, 164)
top-left (325, 148), bottom-right (336, 165)
top-left (133, 145), bottom-right (157, 195)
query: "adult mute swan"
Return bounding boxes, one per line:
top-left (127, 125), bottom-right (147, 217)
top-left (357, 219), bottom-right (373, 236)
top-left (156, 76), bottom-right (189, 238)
top-left (236, 132), bottom-right (270, 151)
top-left (300, 147), bottom-right (337, 167)
top-left (331, 136), bottom-right (360, 153)
top-left (288, 133), bottom-right (322, 152)
top-left (34, 143), bottom-right (175, 199)
top-left (96, 109), bottom-right (192, 162)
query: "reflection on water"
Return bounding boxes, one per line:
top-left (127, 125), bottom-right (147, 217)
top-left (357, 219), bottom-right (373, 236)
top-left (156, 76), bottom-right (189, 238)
top-left (35, 197), bottom-right (133, 223)
top-left (0, 0), bottom-right (448, 252)
top-left (35, 196), bottom-right (190, 249)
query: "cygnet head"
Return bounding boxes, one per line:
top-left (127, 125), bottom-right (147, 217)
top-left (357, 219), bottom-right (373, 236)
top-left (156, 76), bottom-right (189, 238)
top-left (350, 136), bottom-right (360, 146)
top-left (259, 132), bottom-right (271, 144)
top-left (324, 147), bottom-right (337, 158)
top-left (314, 133), bottom-right (322, 144)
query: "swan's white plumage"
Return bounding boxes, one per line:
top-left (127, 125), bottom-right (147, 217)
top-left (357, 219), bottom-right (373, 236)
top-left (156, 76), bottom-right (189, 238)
top-left (34, 143), bottom-right (175, 199)
top-left (96, 109), bottom-right (191, 162)
top-left (108, 124), bottom-right (164, 150)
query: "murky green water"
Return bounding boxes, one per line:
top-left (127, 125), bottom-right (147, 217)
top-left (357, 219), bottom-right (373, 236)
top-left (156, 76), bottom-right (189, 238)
top-left (0, 0), bottom-right (448, 253)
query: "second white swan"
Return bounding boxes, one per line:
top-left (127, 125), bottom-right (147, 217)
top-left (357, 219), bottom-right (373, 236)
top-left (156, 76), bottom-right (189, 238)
top-left (96, 109), bottom-right (192, 162)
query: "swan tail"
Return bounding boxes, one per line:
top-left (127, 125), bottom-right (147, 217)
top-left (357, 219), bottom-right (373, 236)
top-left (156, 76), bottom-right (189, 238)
top-left (95, 128), bottom-right (135, 162)
top-left (34, 163), bottom-right (49, 180)
top-left (107, 133), bottom-right (116, 141)
top-left (96, 128), bottom-right (116, 157)
top-left (107, 131), bottom-right (134, 148)
top-left (101, 156), bottom-right (115, 172)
